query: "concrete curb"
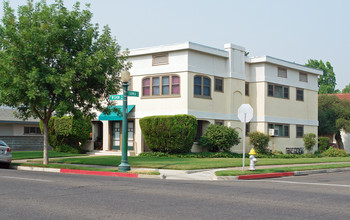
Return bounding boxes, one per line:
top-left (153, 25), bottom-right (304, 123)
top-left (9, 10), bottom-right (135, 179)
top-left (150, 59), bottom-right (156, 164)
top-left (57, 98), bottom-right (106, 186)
top-left (236, 168), bottom-right (350, 180)
top-left (13, 166), bottom-right (161, 179)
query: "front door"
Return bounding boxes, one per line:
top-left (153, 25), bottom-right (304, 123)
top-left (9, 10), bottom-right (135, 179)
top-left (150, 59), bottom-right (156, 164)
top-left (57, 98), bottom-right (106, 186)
top-left (112, 122), bottom-right (121, 150)
top-left (112, 121), bottom-right (134, 151)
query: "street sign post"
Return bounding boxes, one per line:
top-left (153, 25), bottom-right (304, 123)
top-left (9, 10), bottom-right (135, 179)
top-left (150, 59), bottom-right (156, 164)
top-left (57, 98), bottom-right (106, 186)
top-left (237, 104), bottom-right (254, 171)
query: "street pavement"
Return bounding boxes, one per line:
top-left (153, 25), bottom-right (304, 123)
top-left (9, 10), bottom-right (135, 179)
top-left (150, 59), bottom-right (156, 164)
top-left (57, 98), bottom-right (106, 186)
top-left (1, 168), bottom-right (350, 220)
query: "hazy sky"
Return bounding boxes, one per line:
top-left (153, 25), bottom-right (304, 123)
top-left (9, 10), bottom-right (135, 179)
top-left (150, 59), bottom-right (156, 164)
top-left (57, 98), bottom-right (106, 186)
top-left (2, 0), bottom-right (349, 90)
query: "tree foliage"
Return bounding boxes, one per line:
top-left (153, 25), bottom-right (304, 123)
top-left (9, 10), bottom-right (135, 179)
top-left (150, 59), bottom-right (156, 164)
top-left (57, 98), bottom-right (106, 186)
top-left (305, 59), bottom-right (338, 94)
top-left (199, 124), bottom-right (240, 152)
top-left (248, 132), bottom-right (270, 154)
top-left (0, 0), bottom-right (128, 163)
top-left (342, 83), bottom-right (350, 93)
top-left (319, 95), bottom-right (350, 135)
top-left (303, 133), bottom-right (317, 152)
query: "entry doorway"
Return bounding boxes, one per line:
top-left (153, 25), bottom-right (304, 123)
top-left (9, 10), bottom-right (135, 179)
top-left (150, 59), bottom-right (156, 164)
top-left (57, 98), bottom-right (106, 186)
top-left (112, 121), bottom-right (134, 151)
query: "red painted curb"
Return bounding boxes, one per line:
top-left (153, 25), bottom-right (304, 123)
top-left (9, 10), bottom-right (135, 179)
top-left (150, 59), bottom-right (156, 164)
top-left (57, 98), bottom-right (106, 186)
top-left (60, 169), bottom-right (138, 178)
top-left (238, 172), bottom-right (294, 180)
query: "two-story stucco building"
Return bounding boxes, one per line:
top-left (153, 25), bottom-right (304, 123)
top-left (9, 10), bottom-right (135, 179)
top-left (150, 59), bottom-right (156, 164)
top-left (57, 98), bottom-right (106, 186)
top-left (93, 42), bottom-right (322, 155)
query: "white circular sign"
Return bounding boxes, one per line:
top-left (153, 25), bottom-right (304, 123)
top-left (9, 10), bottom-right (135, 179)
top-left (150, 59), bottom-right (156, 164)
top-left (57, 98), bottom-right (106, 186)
top-left (238, 104), bottom-right (253, 123)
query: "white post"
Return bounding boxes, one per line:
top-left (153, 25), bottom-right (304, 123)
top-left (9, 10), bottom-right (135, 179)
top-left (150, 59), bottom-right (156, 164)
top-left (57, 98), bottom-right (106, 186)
top-left (242, 113), bottom-right (246, 171)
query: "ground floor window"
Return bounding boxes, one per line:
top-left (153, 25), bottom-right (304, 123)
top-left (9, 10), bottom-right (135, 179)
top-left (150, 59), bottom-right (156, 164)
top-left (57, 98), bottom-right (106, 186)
top-left (268, 123), bottom-right (289, 137)
top-left (24, 127), bottom-right (41, 135)
top-left (296, 125), bottom-right (304, 138)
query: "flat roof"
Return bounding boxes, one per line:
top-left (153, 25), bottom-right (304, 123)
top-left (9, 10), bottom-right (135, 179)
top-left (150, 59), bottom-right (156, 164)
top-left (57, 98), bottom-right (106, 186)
top-left (129, 41), bottom-right (229, 58)
top-left (246, 56), bottom-right (323, 75)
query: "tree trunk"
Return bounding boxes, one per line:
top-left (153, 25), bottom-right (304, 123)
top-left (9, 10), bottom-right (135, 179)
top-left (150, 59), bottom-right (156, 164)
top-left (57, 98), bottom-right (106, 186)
top-left (43, 120), bottom-right (49, 164)
top-left (335, 133), bottom-right (344, 149)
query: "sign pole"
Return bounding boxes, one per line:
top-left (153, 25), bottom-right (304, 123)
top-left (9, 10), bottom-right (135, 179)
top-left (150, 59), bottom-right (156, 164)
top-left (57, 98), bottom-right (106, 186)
top-left (242, 113), bottom-right (246, 171)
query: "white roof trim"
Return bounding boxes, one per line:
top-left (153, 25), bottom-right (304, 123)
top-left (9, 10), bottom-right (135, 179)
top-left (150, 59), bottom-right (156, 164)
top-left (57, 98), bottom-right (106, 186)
top-left (129, 42), bottom-right (229, 58)
top-left (246, 56), bottom-right (322, 75)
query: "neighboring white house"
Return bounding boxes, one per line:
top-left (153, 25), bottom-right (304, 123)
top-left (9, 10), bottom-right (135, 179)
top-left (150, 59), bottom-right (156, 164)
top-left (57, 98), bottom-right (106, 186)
top-left (0, 105), bottom-right (43, 150)
top-left (93, 42), bottom-right (322, 155)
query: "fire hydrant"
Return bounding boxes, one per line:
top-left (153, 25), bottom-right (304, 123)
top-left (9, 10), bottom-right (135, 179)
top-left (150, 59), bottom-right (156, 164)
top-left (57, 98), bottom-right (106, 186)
top-left (249, 148), bottom-right (257, 171)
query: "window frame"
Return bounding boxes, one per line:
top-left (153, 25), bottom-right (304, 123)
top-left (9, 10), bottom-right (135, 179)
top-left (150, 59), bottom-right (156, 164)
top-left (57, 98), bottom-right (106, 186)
top-left (268, 123), bottom-right (290, 137)
top-left (268, 83), bottom-right (289, 99)
top-left (296, 125), bottom-right (304, 138)
top-left (152, 53), bottom-right (168, 66)
top-left (278, 67), bottom-right (287, 78)
top-left (214, 77), bottom-right (224, 93)
top-left (24, 126), bottom-right (41, 135)
top-left (296, 88), bottom-right (304, 101)
top-left (194, 75), bottom-right (211, 98)
top-left (245, 83), bottom-right (249, 96)
top-left (299, 72), bottom-right (308, 82)
top-left (141, 75), bottom-right (181, 98)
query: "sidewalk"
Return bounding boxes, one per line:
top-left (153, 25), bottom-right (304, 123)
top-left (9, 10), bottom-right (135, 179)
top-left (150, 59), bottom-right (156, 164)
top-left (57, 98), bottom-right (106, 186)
top-left (12, 159), bottom-right (350, 181)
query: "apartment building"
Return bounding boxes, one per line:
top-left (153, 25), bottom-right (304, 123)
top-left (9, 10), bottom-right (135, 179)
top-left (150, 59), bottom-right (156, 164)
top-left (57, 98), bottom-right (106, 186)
top-left (95, 42), bottom-right (322, 155)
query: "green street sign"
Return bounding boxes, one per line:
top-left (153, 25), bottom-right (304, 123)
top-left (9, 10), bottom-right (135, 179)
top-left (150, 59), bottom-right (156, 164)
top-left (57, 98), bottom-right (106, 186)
top-left (110, 94), bottom-right (123, 100)
top-left (127, 91), bottom-right (139, 97)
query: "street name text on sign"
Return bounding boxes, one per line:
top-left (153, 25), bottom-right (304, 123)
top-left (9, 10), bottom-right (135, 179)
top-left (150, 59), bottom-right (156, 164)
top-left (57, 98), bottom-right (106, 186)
top-left (127, 91), bottom-right (139, 97)
top-left (237, 104), bottom-right (253, 171)
top-left (110, 95), bottom-right (123, 100)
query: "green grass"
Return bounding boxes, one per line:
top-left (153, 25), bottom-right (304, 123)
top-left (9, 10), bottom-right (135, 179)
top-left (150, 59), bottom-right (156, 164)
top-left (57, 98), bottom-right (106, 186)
top-left (215, 163), bottom-right (350, 176)
top-left (48, 156), bottom-right (350, 170)
top-left (12, 151), bottom-right (86, 160)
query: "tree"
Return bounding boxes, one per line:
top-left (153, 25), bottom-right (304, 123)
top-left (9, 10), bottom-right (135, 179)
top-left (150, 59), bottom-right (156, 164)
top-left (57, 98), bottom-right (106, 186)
top-left (0, 0), bottom-right (128, 164)
top-left (248, 132), bottom-right (270, 154)
top-left (318, 95), bottom-right (350, 148)
top-left (342, 83), bottom-right (350, 93)
top-left (305, 59), bottom-right (338, 94)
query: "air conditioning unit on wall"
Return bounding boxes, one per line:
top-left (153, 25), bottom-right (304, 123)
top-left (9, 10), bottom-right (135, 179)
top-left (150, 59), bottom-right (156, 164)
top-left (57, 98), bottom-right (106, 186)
top-left (269, 129), bottom-right (279, 136)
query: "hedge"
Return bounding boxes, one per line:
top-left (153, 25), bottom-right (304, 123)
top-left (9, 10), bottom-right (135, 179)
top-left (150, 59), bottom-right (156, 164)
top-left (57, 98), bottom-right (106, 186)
top-left (40, 116), bottom-right (91, 153)
top-left (139, 114), bottom-right (197, 154)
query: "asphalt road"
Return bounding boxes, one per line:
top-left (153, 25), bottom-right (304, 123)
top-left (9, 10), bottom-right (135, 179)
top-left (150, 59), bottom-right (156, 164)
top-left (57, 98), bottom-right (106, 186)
top-left (0, 169), bottom-right (350, 220)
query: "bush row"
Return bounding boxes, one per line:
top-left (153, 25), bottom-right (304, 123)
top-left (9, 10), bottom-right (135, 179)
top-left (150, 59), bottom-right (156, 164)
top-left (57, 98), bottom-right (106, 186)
top-left (139, 115), bottom-right (197, 154)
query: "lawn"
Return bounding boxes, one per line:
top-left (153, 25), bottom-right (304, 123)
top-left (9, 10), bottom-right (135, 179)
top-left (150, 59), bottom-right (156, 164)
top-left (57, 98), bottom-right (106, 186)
top-left (49, 156), bottom-right (350, 170)
top-left (12, 151), bottom-right (86, 160)
top-left (215, 163), bottom-right (350, 176)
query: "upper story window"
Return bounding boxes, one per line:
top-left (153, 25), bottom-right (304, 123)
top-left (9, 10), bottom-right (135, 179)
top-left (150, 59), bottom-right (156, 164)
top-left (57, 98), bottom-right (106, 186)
top-left (268, 83), bottom-right (289, 99)
top-left (245, 83), bottom-right (249, 96)
top-left (194, 75), bottom-right (211, 98)
top-left (278, 67), bottom-right (287, 78)
top-left (296, 88), bottom-right (304, 101)
top-left (24, 127), bottom-right (41, 135)
top-left (299, 72), bottom-right (308, 82)
top-left (214, 77), bottom-right (224, 92)
top-left (152, 53), bottom-right (168, 66)
top-left (142, 75), bottom-right (180, 97)
top-left (268, 123), bottom-right (289, 137)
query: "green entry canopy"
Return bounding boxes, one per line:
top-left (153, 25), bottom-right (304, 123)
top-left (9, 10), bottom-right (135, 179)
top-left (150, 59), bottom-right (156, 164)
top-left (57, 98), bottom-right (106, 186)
top-left (98, 105), bottom-right (135, 121)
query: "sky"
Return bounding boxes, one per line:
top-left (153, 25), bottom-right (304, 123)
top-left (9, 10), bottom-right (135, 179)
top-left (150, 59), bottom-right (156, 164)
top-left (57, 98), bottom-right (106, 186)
top-left (1, 0), bottom-right (349, 90)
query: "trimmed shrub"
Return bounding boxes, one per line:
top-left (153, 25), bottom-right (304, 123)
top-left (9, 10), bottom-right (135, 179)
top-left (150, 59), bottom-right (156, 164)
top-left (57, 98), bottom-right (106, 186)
top-left (139, 114), bottom-right (197, 154)
top-left (40, 116), bottom-right (91, 152)
top-left (248, 132), bottom-right (270, 154)
top-left (55, 144), bottom-right (80, 154)
top-left (303, 133), bottom-right (317, 153)
top-left (318, 137), bottom-right (330, 152)
top-left (321, 147), bottom-right (348, 157)
top-left (199, 124), bottom-right (240, 152)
